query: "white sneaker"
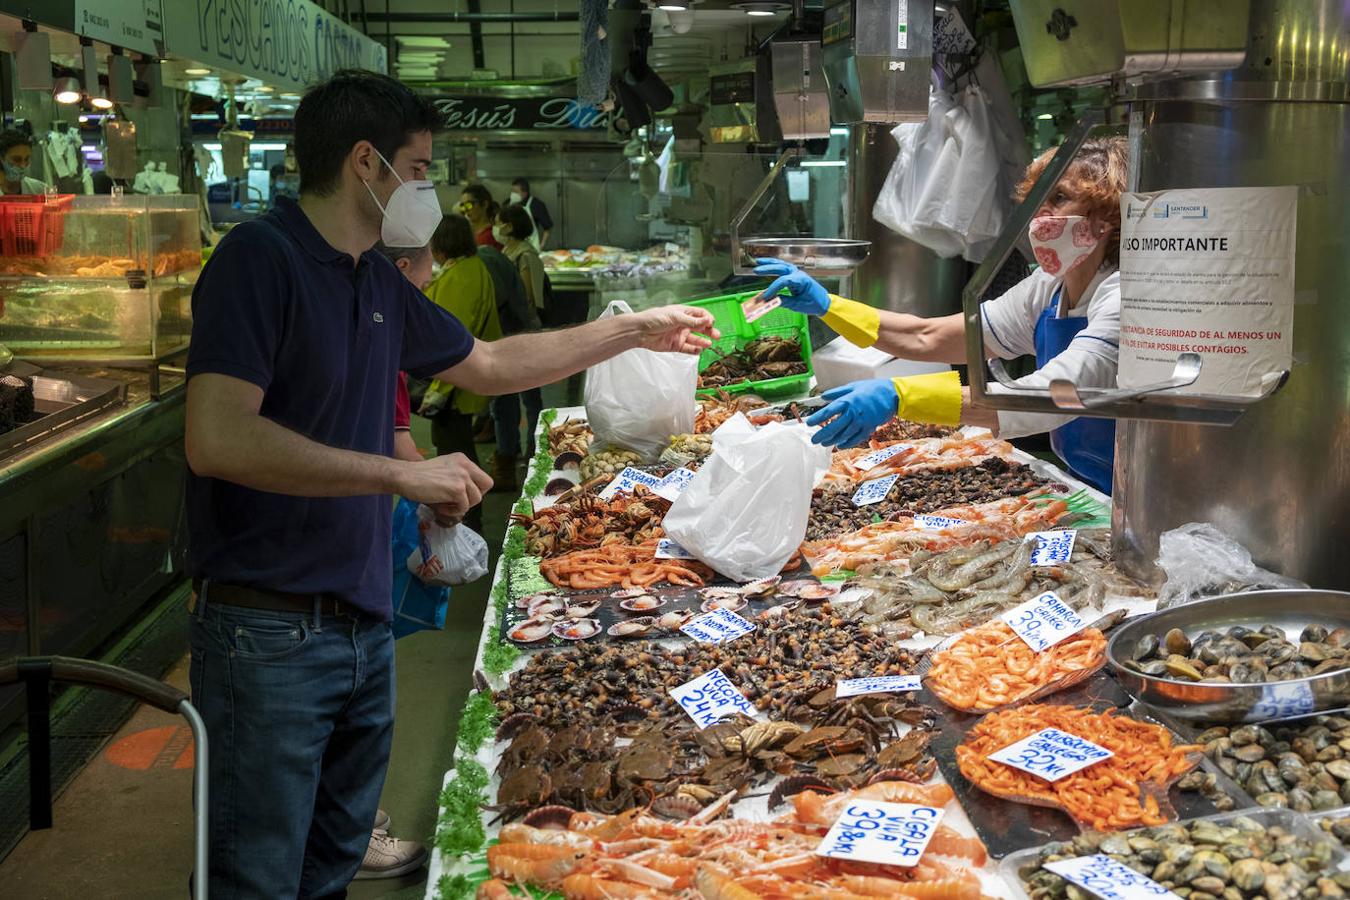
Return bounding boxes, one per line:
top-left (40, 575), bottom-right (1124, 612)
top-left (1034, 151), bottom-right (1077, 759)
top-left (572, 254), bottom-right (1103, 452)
top-left (373, 808), bottom-right (391, 832)
top-left (354, 831), bottom-right (428, 880)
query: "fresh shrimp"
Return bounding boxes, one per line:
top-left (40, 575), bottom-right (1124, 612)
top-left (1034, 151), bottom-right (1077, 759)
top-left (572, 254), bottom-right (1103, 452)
top-left (797, 782), bottom-right (953, 825)
top-left (486, 843), bottom-right (588, 885)
top-left (560, 873), bottom-right (661, 899)
top-left (499, 823), bottom-right (595, 849)
top-left (475, 878), bottom-right (516, 900)
top-left (595, 858), bottom-right (678, 891)
top-left (577, 807), bottom-right (643, 841)
top-left (838, 875), bottom-right (925, 897)
top-left (696, 865), bottom-right (764, 900)
top-left (924, 826), bottom-right (987, 865)
top-left (889, 876), bottom-right (983, 900)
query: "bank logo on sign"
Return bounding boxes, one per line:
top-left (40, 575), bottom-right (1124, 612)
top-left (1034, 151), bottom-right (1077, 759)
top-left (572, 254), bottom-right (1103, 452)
top-left (1126, 201), bottom-right (1209, 221)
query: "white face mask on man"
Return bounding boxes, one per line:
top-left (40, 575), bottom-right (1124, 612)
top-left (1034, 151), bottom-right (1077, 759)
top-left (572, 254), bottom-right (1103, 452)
top-left (362, 148), bottom-right (441, 248)
top-left (1027, 215), bottom-right (1101, 277)
top-left (492, 225), bottom-right (509, 244)
top-left (509, 191), bottom-right (523, 205)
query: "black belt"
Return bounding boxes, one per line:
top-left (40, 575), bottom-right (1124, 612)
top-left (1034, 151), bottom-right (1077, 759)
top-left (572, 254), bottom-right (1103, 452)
top-left (192, 579), bottom-right (357, 618)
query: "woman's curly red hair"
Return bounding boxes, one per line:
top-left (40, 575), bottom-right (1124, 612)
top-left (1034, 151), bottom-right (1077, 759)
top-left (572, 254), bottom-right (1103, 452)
top-left (1016, 136), bottom-right (1129, 266)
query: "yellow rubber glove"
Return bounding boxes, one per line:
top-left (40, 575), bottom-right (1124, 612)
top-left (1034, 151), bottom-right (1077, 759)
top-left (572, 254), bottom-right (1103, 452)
top-left (823, 295), bottom-right (882, 348)
top-left (892, 370), bottom-right (963, 426)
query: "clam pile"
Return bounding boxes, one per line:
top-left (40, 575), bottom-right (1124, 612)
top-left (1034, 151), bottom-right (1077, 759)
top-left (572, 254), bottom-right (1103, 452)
top-left (1124, 624), bottom-right (1350, 684)
top-left (1193, 716), bottom-right (1350, 811)
top-left (1319, 815), bottom-right (1350, 849)
top-left (1019, 815), bottom-right (1346, 900)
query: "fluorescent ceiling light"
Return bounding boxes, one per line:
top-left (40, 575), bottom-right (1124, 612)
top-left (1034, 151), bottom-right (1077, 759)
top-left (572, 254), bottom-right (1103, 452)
top-left (90, 97), bottom-right (114, 110)
top-left (659, 0), bottom-right (690, 10)
top-left (256, 86), bottom-right (274, 92)
top-left (203, 143), bottom-right (222, 151)
top-left (830, 126), bottom-right (849, 135)
top-left (800, 160), bottom-right (846, 167)
top-left (1036, 113), bottom-right (1054, 120)
top-left (53, 76), bottom-right (82, 104)
top-left (252, 143), bottom-right (288, 151)
top-left (185, 67), bottom-right (211, 76)
top-left (397, 36), bottom-right (451, 48)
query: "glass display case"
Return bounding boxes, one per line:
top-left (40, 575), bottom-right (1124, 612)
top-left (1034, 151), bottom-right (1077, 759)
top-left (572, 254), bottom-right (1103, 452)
top-left (0, 194), bottom-right (199, 367)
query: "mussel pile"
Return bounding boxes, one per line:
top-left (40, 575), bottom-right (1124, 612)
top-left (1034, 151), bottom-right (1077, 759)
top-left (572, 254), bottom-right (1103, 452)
top-left (1193, 716), bottom-right (1350, 811)
top-left (1019, 815), bottom-right (1346, 900)
top-left (1124, 624), bottom-right (1350, 684)
top-left (806, 458), bottom-right (1050, 541)
top-left (698, 337), bottom-right (807, 389)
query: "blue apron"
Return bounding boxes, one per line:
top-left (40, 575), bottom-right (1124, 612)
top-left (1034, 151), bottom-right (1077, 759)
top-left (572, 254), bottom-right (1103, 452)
top-left (1033, 290), bottom-right (1115, 494)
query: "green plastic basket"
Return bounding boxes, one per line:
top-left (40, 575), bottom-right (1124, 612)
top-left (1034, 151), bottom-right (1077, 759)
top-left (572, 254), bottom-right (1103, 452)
top-left (688, 290), bottom-right (813, 400)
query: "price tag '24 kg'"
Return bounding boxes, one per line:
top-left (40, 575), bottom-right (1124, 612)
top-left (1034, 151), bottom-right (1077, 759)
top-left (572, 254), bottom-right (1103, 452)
top-left (816, 801), bottom-right (944, 866)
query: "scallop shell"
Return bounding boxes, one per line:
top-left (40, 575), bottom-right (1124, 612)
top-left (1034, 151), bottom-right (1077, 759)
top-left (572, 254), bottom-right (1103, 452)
top-left (699, 587), bottom-right (741, 602)
top-left (778, 579), bottom-right (835, 599)
top-left (508, 617), bottom-right (554, 643)
top-left (551, 618), bottom-right (602, 641)
top-left (564, 598), bottom-right (602, 619)
top-left (701, 595), bottom-right (746, 613)
top-left (798, 582), bottom-right (841, 602)
top-left (656, 609), bottom-right (696, 631)
top-left (516, 590), bottom-right (562, 610)
top-left (607, 616), bottom-right (656, 638)
top-left (544, 477), bottom-right (576, 497)
top-left (527, 595), bottom-right (567, 618)
top-left (620, 595), bottom-right (667, 612)
top-left (739, 575), bottom-right (782, 599)
top-left (610, 588), bottom-right (651, 600)
top-left (553, 450), bottom-right (584, 471)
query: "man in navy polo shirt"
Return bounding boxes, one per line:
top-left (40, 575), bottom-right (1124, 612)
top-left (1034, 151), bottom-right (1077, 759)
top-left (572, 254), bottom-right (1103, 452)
top-left (184, 70), bottom-right (715, 898)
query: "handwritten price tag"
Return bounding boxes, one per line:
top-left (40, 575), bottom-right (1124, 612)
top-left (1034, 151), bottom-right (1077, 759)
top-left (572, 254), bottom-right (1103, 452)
top-left (852, 474), bottom-right (900, 507)
top-left (1250, 681), bottom-right (1317, 720)
top-left (741, 292), bottom-right (782, 324)
top-left (681, 609), bottom-right (757, 645)
top-left (913, 515), bottom-right (969, 530)
top-left (987, 727), bottom-right (1113, 782)
top-left (816, 801), bottom-right (944, 866)
top-left (1027, 529), bottom-right (1078, 566)
top-left (655, 538), bottom-right (696, 560)
top-left (669, 668), bottom-right (758, 729)
top-left (1001, 591), bottom-right (1087, 652)
top-left (1043, 854), bottom-right (1181, 900)
top-left (653, 467), bottom-right (697, 502)
top-left (836, 675), bottom-right (922, 698)
top-left (597, 467), bottom-right (664, 501)
top-left (854, 443), bottom-right (911, 472)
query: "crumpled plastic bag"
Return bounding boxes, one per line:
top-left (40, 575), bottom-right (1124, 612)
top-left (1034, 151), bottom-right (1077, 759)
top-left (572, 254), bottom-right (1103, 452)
top-left (584, 299), bottom-right (698, 460)
top-left (662, 415), bottom-right (831, 583)
top-left (405, 505), bottom-right (489, 586)
top-left (1156, 522), bottom-right (1307, 609)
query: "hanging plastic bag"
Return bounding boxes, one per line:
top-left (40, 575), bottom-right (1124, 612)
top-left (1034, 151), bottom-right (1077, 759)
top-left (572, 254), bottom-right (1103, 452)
top-left (662, 415), bottom-right (831, 582)
top-left (1156, 522), bottom-right (1307, 609)
top-left (583, 299), bottom-right (698, 460)
top-left (405, 504), bottom-right (490, 586)
top-left (390, 499), bottom-right (450, 639)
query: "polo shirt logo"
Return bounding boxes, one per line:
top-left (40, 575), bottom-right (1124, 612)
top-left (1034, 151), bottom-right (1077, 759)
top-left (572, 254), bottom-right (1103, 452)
top-left (373, 312), bottom-right (384, 323)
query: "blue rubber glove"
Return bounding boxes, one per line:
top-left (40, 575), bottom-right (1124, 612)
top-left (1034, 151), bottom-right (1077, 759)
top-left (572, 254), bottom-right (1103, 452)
top-left (752, 258), bottom-right (832, 317)
top-left (805, 379), bottom-right (899, 449)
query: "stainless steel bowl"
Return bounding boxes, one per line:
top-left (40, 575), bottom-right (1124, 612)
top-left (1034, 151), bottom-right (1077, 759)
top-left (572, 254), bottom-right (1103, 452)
top-left (741, 237), bottom-right (871, 274)
top-left (1107, 590), bottom-right (1350, 723)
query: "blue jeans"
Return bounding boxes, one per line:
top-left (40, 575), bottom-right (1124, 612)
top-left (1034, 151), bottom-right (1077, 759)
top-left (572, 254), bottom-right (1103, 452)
top-left (491, 388), bottom-right (543, 457)
top-left (189, 590), bottom-right (395, 899)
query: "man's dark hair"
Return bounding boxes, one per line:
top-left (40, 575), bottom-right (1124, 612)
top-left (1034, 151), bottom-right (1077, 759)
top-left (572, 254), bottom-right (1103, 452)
top-left (430, 213), bottom-right (477, 260)
top-left (498, 203), bottom-right (534, 240)
top-left (294, 69), bottom-right (442, 197)
top-left (512, 177), bottom-right (530, 194)
top-left (0, 129), bottom-right (32, 158)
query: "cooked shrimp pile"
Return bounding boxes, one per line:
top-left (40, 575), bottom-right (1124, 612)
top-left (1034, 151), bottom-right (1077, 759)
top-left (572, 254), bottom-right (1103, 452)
top-left (822, 435), bottom-right (1017, 487)
top-left (956, 704), bottom-right (1202, 831)
top-left (925, 622), bottom-right (1107, 713)
top-left (475, 781), bottom-right (990, 900)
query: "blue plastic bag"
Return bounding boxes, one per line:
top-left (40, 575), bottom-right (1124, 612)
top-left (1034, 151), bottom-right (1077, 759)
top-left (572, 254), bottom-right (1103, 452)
top-left (391, 498), bottom-right (450, 639)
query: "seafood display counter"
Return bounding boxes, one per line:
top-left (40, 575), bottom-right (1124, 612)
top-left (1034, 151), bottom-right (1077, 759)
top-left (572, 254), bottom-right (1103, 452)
top-left (424, 394), bottom-right (1350, 900)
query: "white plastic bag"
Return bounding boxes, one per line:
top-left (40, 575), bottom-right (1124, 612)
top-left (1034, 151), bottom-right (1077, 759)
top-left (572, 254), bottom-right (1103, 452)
top-left (405, 505), bottom-right (489, 586)
top-left (662, 415), bottom-right (831, 583)
top-left (1156, 522), bottom-right (1306, 609)
top-left (583, 300), bottom-right (698, 460)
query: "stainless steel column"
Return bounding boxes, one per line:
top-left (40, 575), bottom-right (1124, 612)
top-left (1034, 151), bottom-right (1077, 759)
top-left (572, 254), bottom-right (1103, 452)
top-left (846, 123), bottom-right (965, 317)
top-left (1113, 0), bottom-right (1350, 587)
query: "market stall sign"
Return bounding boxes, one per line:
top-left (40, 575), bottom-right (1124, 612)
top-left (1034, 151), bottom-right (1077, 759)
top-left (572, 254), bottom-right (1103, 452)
top-left (430, 96), bottom-right (610, 131)
top-left (835, 675), bottom-right (921, 698)
top-left (75, 0), bottom-right (164, 57)
top-left (653, 467), bottom-right (696, 502)
top-left (914, 515), bottom-right (969, 530)
top-left (598, 467), bottom-right (663, 500)
top-left (1027, 529), bottom-right (1077, 566)
top-left (987, 727), bottom-right (1113, 781)
top-left (852, 474), bottom-right (899, 506)
top-left (669, 667), bottom-right (758, 729)
top-left (161, 0), bottom-right (388, 94)
top-left (854, 443), bottom-right (911, 472)
top-left (1043, 854), bottom-right (1182, 900)
top-left (655, 538), bottom-right (695, 560)
top-left (681, 609), bottom-right (757, 645)
top-left (1000, 591), bottom-right (1087, 652)
top-left (815, 800), bottom-right (944, 866)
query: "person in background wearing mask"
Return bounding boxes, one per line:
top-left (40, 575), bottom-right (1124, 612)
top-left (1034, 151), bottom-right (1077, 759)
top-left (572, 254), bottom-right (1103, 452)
top-left (494, 204), bottom-right (549, 468)
top-left (418, 214), bottom-right (504, 521)
top-left (459, 183), bottom-right (501, 250)
top-left (509, 177), bottom-right (552, 250)
top-left (184, 70), bottom-right (716, 896)
top-left (756, 137), bottom-right (1127, 493)
top-left (0, 130), bottom-right (50, 194)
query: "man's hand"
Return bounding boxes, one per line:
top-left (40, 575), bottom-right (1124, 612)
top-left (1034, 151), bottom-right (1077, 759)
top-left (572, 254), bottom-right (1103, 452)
top-left (396, 453), bottom-right (493, 517)
top-left (632, 305), bottom-right (719, 354)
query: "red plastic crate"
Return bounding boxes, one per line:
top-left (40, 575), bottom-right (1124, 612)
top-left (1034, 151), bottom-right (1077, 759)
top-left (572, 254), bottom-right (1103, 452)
top-left (0, 193), bottom-right (74, 257)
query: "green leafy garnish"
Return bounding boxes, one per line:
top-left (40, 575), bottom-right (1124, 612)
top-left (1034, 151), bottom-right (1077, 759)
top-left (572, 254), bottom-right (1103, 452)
top-left (455, 690), bottom-right (499, 755)
top-left (483, 627), bottom-right (520, 675)
top-left (436, 873), bottom-right (476, 900)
